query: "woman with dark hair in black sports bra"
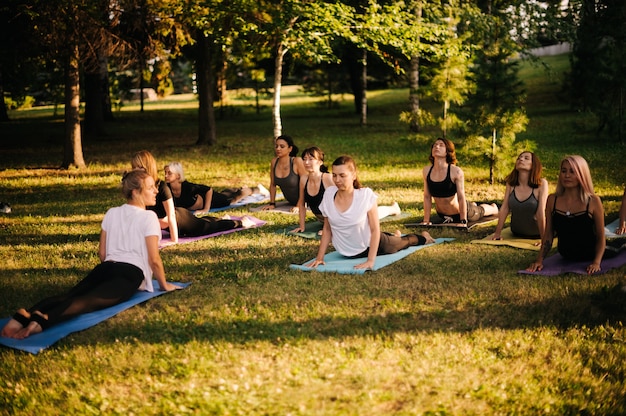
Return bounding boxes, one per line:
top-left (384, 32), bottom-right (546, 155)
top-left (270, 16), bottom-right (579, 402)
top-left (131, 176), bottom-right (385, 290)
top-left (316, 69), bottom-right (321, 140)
top-left (527, 155), bottom-right (617, 275)
top-left (421, 138), bottom-right (498, 226)
top-left (292, 146), bottom-right (336, 232)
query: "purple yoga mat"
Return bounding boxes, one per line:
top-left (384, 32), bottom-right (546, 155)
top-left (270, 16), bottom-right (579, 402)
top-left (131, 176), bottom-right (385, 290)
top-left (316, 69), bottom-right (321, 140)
top-left (159, 215), bottom-right (266, 248)
top-left (518, 250), bottom-right (626, 276)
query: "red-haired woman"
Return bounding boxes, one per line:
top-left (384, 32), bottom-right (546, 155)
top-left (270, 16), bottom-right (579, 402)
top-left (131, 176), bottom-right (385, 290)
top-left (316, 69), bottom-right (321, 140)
top-left (492, 151), bottom-right (549, 240)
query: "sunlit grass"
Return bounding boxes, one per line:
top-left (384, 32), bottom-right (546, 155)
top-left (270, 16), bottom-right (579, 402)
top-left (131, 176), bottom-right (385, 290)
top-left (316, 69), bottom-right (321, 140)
top-left (2, 53), bottom-right (626, 414)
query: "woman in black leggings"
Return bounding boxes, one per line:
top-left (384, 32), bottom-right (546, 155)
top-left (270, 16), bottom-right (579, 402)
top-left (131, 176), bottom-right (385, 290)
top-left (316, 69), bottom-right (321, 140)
top-left (131, 151), bottom-right (253, 238)
top-left (1, 170), bottom-right (181, 339)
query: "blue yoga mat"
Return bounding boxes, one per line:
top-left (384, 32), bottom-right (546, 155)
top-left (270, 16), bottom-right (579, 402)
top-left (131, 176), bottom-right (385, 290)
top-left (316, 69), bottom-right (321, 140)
top-left (0, 281), bottom-right (190, 354)
top-left (290, 238), bottom-right (454, 275)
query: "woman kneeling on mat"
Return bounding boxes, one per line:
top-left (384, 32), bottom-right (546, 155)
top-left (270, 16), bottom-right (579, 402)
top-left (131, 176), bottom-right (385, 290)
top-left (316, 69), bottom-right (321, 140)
top-left (527, 155), bottom-right (619, 275)
top-left (1, 169), bottom-right (181, 339)
top-left (306, 155), bottom-right (435, 271)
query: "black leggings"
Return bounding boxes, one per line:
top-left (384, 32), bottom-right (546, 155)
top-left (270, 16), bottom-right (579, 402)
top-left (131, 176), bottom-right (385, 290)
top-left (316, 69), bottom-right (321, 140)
top-left (349, 232), bottom-right (427, 258)
top-left (211, 188), bottom-right (251, 208)
top-left (26, 262), bottom-right (144, 329)
top-left (175, 207), bottom-right (240, 237)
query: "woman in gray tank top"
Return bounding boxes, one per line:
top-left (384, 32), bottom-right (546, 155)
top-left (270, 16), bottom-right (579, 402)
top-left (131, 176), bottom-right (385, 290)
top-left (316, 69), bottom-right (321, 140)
top-left (262, 135), bottom-right (306, 211)
top-left (493, 151), bottom-right (549, 240)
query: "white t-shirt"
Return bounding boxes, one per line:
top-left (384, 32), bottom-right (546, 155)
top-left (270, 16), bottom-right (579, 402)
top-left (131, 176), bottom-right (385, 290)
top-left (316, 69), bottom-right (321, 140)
top-left (101, 204), bottom-right (161, 292)
top-left (319, 186), bottom-right (378, 257)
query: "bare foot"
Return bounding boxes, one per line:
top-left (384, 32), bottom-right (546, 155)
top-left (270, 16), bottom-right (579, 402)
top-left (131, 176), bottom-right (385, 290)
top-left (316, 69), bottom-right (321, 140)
top-left (2, 319), bottom-right (24, 338)
top-left (393, 230), bottom-right (402, 237)
top-left (13, 311), bottom-right (47, 339)
top-left (1, 308), bottom-right (30, 338)
top-left (421, 231), bottom-right (436, 244)
top-left (241, 216), bottom-right (256, 228)
top-left (13, 321), bottom-right (43, 339)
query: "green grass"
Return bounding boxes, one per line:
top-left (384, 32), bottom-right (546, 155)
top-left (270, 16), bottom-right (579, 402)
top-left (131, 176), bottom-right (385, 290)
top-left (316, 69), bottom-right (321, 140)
top-left (2, 53), bottom-right (626, 415)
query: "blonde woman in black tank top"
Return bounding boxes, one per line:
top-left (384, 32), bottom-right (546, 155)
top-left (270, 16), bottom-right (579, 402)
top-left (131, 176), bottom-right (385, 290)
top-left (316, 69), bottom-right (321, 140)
top-left (527, 155), bottom-right (606, 275)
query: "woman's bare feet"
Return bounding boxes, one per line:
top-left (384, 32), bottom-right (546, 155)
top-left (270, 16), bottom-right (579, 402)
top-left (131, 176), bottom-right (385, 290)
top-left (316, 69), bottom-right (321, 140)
top-left (393, 230), bottom-right (402, 237)
top-left (2, 319), bottom-right (24, 338)
top-left (421, 231), bottom-right (436, 244)
top-left (1, 308), bottom-right (30, 338)
top-left (13, 321), bottom-right (43, 339)
top-left (13, 311), bottom-right (47, 339)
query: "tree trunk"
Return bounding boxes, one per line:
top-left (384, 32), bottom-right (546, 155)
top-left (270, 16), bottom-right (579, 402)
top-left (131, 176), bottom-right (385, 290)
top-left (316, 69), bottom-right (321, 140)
top-left (408, 55), bottom-right (420, 132)
top-left (345, 44), bottom-right (364, 115)
top-left (327, 70), bottom-right (331, 109)
top-left (0, 64), bottom-right (8, 122)
top-left (408, 2), bottom-right (422, 133)
top-left (84, 72), bottom-right (105, 135)
top-left (100, 53), bottom-right (114, 122)
top-left (139, 57), bottom-right (145, 113)
top-left (490, 127), bottom-right (496, 185)
top-left (360, 49), bottom-right (367, 127)
top-left (442, 100), bottom-right (449, 138)
top-left (217, 56), bottom-right (227, 120)
top-left (272, 41), bottom-right (286, 138)
top-left (84, 43), bottom-right (113, 135)
top-left (196, 32), bottom-right (216, 146)
top-left (62, 43), bottom-right (86, 169)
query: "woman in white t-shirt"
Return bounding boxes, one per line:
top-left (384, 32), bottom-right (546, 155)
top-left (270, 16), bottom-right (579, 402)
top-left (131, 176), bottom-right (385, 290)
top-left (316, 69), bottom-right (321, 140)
top-left (307, 156), bottom-right (435, 270)
top-left (1, 169), bottom-right (181, 340)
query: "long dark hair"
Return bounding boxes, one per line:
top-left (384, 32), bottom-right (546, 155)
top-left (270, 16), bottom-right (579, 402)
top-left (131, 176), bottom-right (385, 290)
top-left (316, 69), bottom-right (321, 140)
top-left (332, 155), bottom-right (362, 189)
top-left (302, 146), bottom-right (329, 173)
top-left (276, 135), bottom-right (299, 157)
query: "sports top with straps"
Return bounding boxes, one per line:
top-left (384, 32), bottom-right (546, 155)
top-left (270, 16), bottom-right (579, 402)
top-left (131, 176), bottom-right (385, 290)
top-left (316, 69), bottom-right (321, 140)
top-left (427, 164), bottom-right (457, 198)
top-left (552, 196), bottom-right (596, 260)
top-left (508, 187), bottom-right (540, 237)
top-left (273, 157), bottom-right (300, 205)
top-left (304, 174), bottom-right (326, 216)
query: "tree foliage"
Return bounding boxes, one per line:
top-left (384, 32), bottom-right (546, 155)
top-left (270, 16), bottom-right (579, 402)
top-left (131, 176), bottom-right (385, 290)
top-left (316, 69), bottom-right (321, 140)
top-left (461, 1), bottom-right (528, 184)
top-left (570, 0), bottom-right (626, 142)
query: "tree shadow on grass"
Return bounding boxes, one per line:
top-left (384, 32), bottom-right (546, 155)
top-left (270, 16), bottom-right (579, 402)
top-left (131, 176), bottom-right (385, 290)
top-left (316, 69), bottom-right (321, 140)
top-left (63, 280), bottom-right (626, 351)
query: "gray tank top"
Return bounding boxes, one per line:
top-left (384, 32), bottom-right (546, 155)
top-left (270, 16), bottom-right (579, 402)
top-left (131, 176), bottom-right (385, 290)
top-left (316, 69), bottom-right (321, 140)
top-left (273, 157), bottom-right (300, 205)
top-left (509, 188), bottom-right (540, 237)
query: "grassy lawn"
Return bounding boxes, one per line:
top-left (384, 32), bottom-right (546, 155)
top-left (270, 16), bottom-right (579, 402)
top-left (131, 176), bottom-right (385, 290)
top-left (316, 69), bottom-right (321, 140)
top-left (1, 54), bottom-right (626, 415)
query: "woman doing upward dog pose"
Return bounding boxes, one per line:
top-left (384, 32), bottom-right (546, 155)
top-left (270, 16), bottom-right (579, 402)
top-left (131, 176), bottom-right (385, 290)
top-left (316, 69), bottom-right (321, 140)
top-left (307, 156), bottom-right (434, 271)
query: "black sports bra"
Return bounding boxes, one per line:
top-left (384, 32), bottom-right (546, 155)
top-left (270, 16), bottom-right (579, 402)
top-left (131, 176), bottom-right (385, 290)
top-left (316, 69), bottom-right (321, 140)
top-left (427, 164), bottom-right (457, 198)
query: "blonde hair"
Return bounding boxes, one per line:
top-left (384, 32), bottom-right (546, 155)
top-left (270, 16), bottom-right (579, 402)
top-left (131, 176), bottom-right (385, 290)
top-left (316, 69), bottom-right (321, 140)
top-left (131, 150), bottom-right (158, 182)
top-left (555, 155), bottom-right (595, 202)
top-left (122, 169), bottom-right (149, 199)
top-left (165, 161), bottom-right (185, 182)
